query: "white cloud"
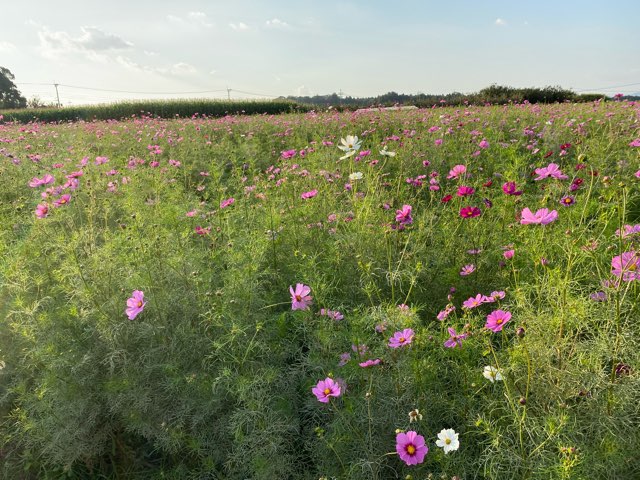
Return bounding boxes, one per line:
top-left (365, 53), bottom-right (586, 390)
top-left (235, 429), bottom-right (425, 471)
top-left (37, 25), bottom-right (133, 60)
top-left (168, 12), bottom-right (213, 28)
top-left (229, 22), bottom-right (250, 31)
top-left (144, 50), bottom-right (158, 56)
top-left (265, 18), bottom-right (289, 29)
top-left (495, 18), bottom-right (507, 26)
top-left (166, 14), bottom-right (184, 24)
top-left (187, 11), bottom-right (213, 28)
top-left (0, 41), bottom-right (16, 52)
top-left (209, 69), bottom-right (218, 75)
top-left (169, 62), bottom-right (197, 75)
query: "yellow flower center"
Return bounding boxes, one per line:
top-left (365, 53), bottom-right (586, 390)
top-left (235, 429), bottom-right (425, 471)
top-left (399, 337), bottom-right (405, 343)
top-left (406, 444), bottom-right (416, 455)
top-left (137, 301), bottom-right (143, 308)
top-left (628, 263), bottom-right (637, 271)
top-left (295, 295), bottom-right (302, 301)
top-left (496, 318), bottom-right (503, 325)
top-left (445, 438), bottom-right (451, 445)
top-left (323, 388), bottom-right (330, 395)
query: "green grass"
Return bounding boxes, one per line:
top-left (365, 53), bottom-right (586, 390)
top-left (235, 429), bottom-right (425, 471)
top-left (0, 98), bottom-right (307, 123)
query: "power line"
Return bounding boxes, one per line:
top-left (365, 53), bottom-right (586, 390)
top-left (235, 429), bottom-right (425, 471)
top-left (575, 81), bottom-right (640, 92)
top-left (18, 82), bottom-right (229, 95)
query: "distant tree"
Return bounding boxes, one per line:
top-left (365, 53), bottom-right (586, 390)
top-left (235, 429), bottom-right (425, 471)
top-left (27, 95), bottom-right (55, 109)
top-left (0, 67), bottom-right (27, 109)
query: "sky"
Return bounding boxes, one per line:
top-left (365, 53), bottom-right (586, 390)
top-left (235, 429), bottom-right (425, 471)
top-left (1, 0), bottom-right (640, 105)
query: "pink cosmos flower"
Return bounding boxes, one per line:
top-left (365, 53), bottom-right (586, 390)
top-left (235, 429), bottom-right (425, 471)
top-left (444, 327), bottom-right (468, 348)
top-left (388, 328), bottom-right (415, 348)
top-left (629, 139), bottom-right (640, 147)
top-left (457, 185), bottom-right (475, 197)
top-left (35, 203), bottom-right (49, 218)
top-left (479, 139), bottom-right (490, 149)
top-left (28, 174), bottom-right (55, 188)
top-left (485, 309), bottom-right (512, 332)
top-left (52, 194), bottom-right (71, 207)
top-left (125, 290), bottom-right (146, 320)
top-left (534, 163), bottom-right (568, 181)
top-left (301, 189), bottom-right (318, 199)
top-left (611, 251), bottom-right (640, 281)
top-left (635, 170), bottom-right (640, 179)
top-left (437, 305), bottom-right (455, 321)
top-left (460, 264), bottom-right (476, 276)
top-left (520, 208), bottom-right (558, 225)
top-left (395, 204), bottom-right (413, 225)
top-left (503, 249), bottom-right (515, 260)
top-left (459, 206), bottom-right (481, 218)
top-left (359, 358), bottom-right (382, 368)
top-left (396, 431), bottom-right (428, 466)
top-left (312, 377), bottom-right (341, 403)
top-left (95, 156), bottom-right (109, 165)
top-left (186, 210), bottom-right (197, 217)
top-left (290, 283), bottom-right (313, 310)
top-left (502, 181), bottom-right (523, 196)
top-left (220, 197), bottom-right (235, 209)
top-left (462, 294), bottom-right (488, 309)
top-left (195, 226), bottom-right (211, 235)
top-left (489, 290), bottom-right (506, 300)
top-left (447, 164), bottom-right (467, 180)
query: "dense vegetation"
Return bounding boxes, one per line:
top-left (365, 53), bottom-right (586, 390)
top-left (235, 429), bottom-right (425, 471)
top-left (0, 101), bottom-right (639, 479)
top-left (0, 98), bottom-right (305, 123)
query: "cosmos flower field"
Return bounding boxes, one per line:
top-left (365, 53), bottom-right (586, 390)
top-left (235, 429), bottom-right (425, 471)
top-left (0, 101), bottom-right (639, 479)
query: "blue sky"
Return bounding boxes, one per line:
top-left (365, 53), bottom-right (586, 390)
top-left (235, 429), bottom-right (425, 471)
top-left (2, 0), bottom-right (639, 105)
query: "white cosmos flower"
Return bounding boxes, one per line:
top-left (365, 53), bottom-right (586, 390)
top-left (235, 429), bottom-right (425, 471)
top-left (483, 365), bottom-right (503, 383)
top-left (435, 428), bottom-right (460, 454)
top-left (348, 171), bottom-right (363, 181)
top-left (380, 145), bottom-right (396, 157)
top-left (338, 135), bottom-right (361, 154)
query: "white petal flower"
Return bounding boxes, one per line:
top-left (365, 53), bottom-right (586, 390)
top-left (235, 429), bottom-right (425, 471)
top-left (338, 135), bottom-right (361, 153)
top-left (435, 428), bottom-right (460, 454)
top-left (483, 365), bottom-right (503, 383)
top-left (380, 145), bottom-right (396, 157)
top-left (348, 172), bottom-right (363, 181)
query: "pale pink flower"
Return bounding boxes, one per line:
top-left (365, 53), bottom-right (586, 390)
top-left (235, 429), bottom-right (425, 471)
top-left (447, 164), bottom-right (467, 180)
top-left (520, 208), bottom-right (558, 225)
top-left (534, 163), bottom-right (568, 181)
top-left (125, 290), bottom-right (146, 320)
top-left (290, 283), bottom-right (313, 310)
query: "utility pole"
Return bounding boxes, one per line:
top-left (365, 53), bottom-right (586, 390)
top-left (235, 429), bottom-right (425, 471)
top-left (227, 87), bottom-right (231, 100)
top-left (53, 82), bottom-right (61, 107)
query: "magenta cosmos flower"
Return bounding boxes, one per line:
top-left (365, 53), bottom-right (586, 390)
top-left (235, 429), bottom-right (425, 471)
top-left (395, 204), bottom-right (413, 225)
top-left (301, 189), bottom-right (318, 199)
top-left (125, 290), bottom-right (146, 320)
top-left (611, 251), bottom-right (640, 282)
top-left (388, 328), bottom-right (415, 348)
top-left (220, 197), bottom-right (235, 209)
top-left (520, 208), bottom-right (558, 225)
top-left (396, 431), bottom-right (428, 466)
top-left (290, 283), bottom-right (313, 310)
top-left (457, 185), bottom-right (475, 197)
top-left (35, 203), bottom-right (49, 218)
top-left (502, 181), bottom-right (523, 196)
top-left (459, 206), bottom-right (481, 218)
top-left (485, 309), bottom-right (512, 332)
top-left (359, 358), bottom-right (382, 368)
top-left (463, 294), bottom-right (488, 309)
top-left (444, 327), bottom-right (468, 348)
top-left (460, 264), bottom-right (476, 276)
top-left (312, 377), bottom-right (341, 403)
top-left (53, 194), bottom-right (71, 207)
